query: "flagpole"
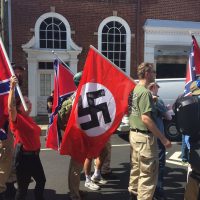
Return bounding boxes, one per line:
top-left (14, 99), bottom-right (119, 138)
top-left (0, 37), bottom-right (28, 111)
top-left (89, 45), bottom-right (137, 85)
top-left (51, 50), bottom-right (75, 75)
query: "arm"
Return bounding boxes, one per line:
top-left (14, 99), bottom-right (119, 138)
top-left (157, 98), bottom-right (172, 121)
top-left (141, 112), bottom-right (171, 148)
top-left (8, 76), bottom-right (18, 122)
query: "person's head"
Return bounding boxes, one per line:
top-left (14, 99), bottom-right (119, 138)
top-left (51, 90), bottom-right (54, 96)
top-left (190, 80), bottom-right (200, 96)
top-left (73, 71), bottom-right (82, 87)
top-left (16, 96), bottom-right (32, 116)
top-left (12, 63), bottom-right (25, 86)
top-left (148, 82), bottom-right (160, 96)
top-left (137, 62), bottom-right (156, 83)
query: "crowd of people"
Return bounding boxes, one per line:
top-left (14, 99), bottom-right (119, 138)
top-left (0, 61), bottom-right (200, 200)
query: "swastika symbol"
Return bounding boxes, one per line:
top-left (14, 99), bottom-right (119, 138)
top-left (78, 89), bottom-right (111, 130)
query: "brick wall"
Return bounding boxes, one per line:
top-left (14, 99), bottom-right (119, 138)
top-left (10, 0), bottom-right (200, 94)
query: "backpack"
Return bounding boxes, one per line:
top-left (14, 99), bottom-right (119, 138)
top-left (174, 95), bottom-right (200, 136)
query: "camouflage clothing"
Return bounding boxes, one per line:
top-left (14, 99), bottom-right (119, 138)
top-left (57, 93), bottom-right (83, 200)
top-left (58, 95), bottom-right (73, 131)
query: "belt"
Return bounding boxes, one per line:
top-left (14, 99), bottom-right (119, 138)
top-left (22, 150), bottom-right (40, 155)
top-left (130, 128), bottom-right (151, 134)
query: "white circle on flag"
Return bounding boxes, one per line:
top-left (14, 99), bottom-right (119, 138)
top-left (76, 82), bottom-right (116, 137)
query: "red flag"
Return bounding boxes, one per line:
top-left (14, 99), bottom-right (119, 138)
top-left (60, 46), bottom-right (136, 163)
top-left (0, 39), bottom-right (11, 129)
top-left (192, 35), bottom-right (200, 76)
top-left (46, 60), bottom-right (76, 150)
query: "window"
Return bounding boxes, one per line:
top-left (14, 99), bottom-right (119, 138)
top-left (39, 17), bottom-right (67, 49)
top-left (40, 74), bottom-right (51, 96)
top-left (156, 63), bottom-right (186, 78)
top-left (38, 62), bottom-right (54, 70)
top-left (98, 16), bottom-right (131, 74)
top-left (101, 21), bottom-right (127, 72)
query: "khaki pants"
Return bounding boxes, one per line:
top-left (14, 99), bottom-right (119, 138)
top-left (0, 132), bottom-right (15, 193)
top-left (68, 158), bottom-right (83, 200)
top-left (101, 139), bottom-right (112, 174)
top-left (128, 131), bottom-right (158, 200)
top-left (184, 173), bottom-right (200, 200)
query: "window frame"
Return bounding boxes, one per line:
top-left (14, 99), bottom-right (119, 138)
top-left (98, 16), bottom-right (131, 75)
top-left (35, 12), bottom-right (71, 49)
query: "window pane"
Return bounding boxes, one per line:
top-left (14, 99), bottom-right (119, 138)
top-left (102, 51), bottom-right (107, 57)
top-left (61, 41), bottom-right (67, 49)
top-left (47, 30), bottom-right (53, 39)
top-left (108, 34), bottom-right (114, 42)
top-left (54, 31), bottom-right (59, 40)
top-left (102, 26), bottom-right (108, 33)
top-left (60, 22), bottom-right (66, 31)
top-left (121, 44), bottom-right (126, 51)
top-left (114, 60), bottom-right (119, 67)
top-left (102, 43), bottom-right (107, 51)
top-left (61, 32), bottom-right (66, 40)
top-left (120, 26), bottom-right (126, 34)
top-left (40, 40), bottom-right (46, 48)
top-left (44, 17), bottom-right (52, 25)
top-left (114, 52), bottom-right (120, 60)
top-left (114, 43), bottom-right (120, 51)
top-left (53, 24), bottom-right (59, 31)
top-left (108, 43), bottom-right (113, 51)
top-left (40, 31), bottom-right (46, 39)
top-left (107, 21), bottom-right (114, 28)
top-left (47, 40), bottom-right (53, 48)
top-left (121, 52), bottom-right (126, 60)
top-left (39, 62), bottom-right (54, 70)
top-left (121, 35), bottom-right (126, 43)
top-left (54, 40), bottom-right (60, 49)
top-left (109, 27), bottom-right (115, 34)
top-left (53, 17), bottom-right (61, 25)
top-left (47, 24), bottom-right (53, 31)
top-left (40, 22), bottom-right (47, 30)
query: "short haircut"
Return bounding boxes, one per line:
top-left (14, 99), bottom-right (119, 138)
top-left (137, 62), bottom-right (153, 79)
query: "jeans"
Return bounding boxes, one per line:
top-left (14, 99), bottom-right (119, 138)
top-left (15, 154), bottom-right (46, 200)
top-left (181, 135), bottom-right (189, 162)
top-left (155, 139), bottom-right (166, 195)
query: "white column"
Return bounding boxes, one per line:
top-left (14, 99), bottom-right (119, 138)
top-left (27, 56), bottom-right (38, 117)
top-left (144, 45), bottom-right (155, 63)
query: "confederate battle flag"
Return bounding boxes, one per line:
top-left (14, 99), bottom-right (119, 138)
top-left (60, 46), bottom-right (136, 163)
top-left (185, 35), bottom-right (200, 96)
top-left (46, 59), bottom-right (76, 150)
top-left (0, 38), bottom-right (11, 139)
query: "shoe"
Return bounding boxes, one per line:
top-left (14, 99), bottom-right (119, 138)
top-left (85, 180), bottom-right (100, 191)
top-left (91, 174), bottom-right (107, 184)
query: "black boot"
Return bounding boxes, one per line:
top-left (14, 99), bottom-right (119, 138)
top-left (5, 182), bottom-right (16, 200)
top-left (0, 192), bottom-right (6, 200)
top-left (129, 192), bottom-right (137, 200)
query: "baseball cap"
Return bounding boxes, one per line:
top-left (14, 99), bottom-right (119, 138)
top-left (190, 80), bottom-right (200, 95)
